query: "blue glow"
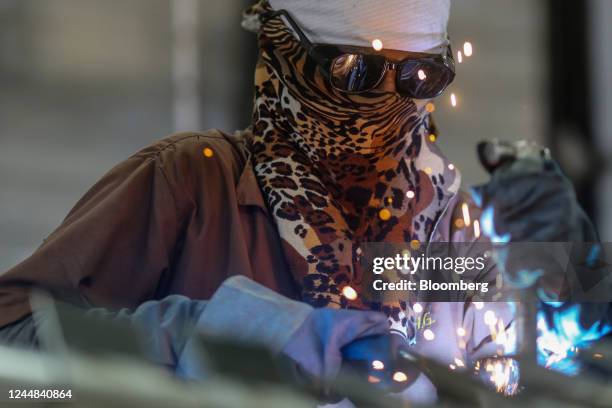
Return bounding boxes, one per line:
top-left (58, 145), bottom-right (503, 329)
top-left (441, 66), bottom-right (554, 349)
top-left (538, 290), bottom-right (564, 308)
top-left (470, 187), bottom-right (609, 377)
top-left (537, 304), bottom-right (612, 375)
top-left (586, 244), bottom-right (601, 267)
top-left (509, 268), bottom-right (543, 289)
top-left (469, 187), bottom-right (483, 208)
top-left (480, 206), bottom-right (510, 244)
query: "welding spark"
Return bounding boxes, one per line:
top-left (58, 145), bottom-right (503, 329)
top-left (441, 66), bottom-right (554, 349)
top-left (473, 219), bottom-right (481, 238)
top-left (372, 360), bottom-right (385, 370)
top-left (463, 42), bottom-right (473, 57)
top-left (423, 329), bottom-right (435, 341)
top-left (342, 285), bottom-right (358, 300)
top-left (461, 202), bottom-right (471, 227)
top-left (537, 304), bottom-right (612, 375)
top-left (478, 357), bottom-right (520, 396)
top-left (392, 371), bottom-right (408, 382)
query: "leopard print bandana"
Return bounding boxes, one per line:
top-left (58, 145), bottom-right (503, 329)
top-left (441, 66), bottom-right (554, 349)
top-left (245, 3), bottom-right (460, 341)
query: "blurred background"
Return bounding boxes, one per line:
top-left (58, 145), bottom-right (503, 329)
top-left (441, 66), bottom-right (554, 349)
top-left (0, 0), bottom-right (611, 272)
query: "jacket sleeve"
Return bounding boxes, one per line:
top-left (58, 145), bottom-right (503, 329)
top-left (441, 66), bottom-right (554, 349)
top-left (86, 275), bottom-right (311, 377)
top-left (441, 192), bottom-right (517, 363)
top-left (0, 135), bottom-right (195, 327)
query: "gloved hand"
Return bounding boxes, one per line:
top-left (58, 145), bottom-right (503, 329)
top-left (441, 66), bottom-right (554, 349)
top-left (471, 154), bottom-right (596, 243)
top-left (472, 143), bottom-right (599, 299)
top-left (175, 275), bottom-right (390, 401)
top-left (281, 307), bottom-right (389, 397)
top-left (340, 333), bottom-right (420, 393)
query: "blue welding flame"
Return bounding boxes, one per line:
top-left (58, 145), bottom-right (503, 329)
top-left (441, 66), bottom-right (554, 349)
top-left (537, 303), bottom-right (612, 375)
top-left (471, 187), bottom-right (610, 376)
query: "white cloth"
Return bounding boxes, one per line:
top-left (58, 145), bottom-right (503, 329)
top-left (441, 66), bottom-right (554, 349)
top-left (268, 0), bottom-right (450, 53)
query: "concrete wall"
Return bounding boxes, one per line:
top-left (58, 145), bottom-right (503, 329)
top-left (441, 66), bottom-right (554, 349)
top-left (435, 0), bottom-right (547, 185)
top-left (591, 0), bottom-right (612, 240)
top-left (0, 0), bottom-right (252, 271)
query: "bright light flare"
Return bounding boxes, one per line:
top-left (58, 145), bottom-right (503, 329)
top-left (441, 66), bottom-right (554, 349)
top-left (342, 285), bottom-right (358, 300)
top-left (372, 360), bottom-right (385, 370)
top-left (536, 305), bottom-right (612, 374)
top-left (457, 50), bottom-right (463, 63)
top-left (417, 69), bottom-right (427, 80)
top-left (463, 41), bottom-right (473, 57)
top-left (378, 208), bottom-right (391, 221)
top-left (423, 329), bottom-right (435, 341)
top-left (392, 371), bottom-right (408, 382)
top-left (372, 38), bottom-right (383, 51)
top-left (450, 93), bottom-right (458, 107)
top-left (461, 202), bottom-right (471, 226)
top-left (484, 310), bottom-right (497, 326)
top-left (478, 357), bottom-right (520, 396)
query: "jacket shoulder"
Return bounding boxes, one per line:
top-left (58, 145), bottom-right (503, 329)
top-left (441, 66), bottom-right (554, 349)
top-left (151, 129), bottom-right (249, 181)
top-left (138, 129), bottom-right (252, 210)
top-left (154, 129), bottom-right (248, 167)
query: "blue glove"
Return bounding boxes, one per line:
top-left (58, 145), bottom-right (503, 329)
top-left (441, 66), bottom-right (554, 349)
top-left (472, 149), bottom-right (599, 293)
top-left (174, 275), bottom-right (389, 396)
top-left (340, 333), bottom-right (420, 392)
top-left (281, 308), bottom-right (389, 386)
top-left (472, 155), bottom-right (596, 243)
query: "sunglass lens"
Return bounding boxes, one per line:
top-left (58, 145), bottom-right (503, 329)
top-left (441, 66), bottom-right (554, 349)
top-left (330, 54), bottom-right (386, 93)
top-left (397, 61), bottom-right (454, 99)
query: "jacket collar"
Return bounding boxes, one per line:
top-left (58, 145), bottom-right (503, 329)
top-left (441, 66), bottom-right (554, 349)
top-left (236, 153), bottom-right (270, 216)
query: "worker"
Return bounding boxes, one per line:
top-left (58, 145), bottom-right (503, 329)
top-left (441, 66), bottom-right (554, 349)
top-left (0, 0), bottom-right (597, 402)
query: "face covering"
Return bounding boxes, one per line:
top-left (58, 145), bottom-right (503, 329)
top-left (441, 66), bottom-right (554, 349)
top-left (244, 1), bottom-right (460, 342)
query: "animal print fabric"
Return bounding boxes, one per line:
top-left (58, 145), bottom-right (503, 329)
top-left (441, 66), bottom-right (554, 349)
top-left (244, 2), bottom-right (460, 341)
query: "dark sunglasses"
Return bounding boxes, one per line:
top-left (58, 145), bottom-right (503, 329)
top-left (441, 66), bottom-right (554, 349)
top-left (261, 9), bottom-right (456, 100)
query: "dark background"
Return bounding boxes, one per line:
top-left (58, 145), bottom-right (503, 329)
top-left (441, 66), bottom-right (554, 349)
top-left (1, 0), bottom-right (611, 271)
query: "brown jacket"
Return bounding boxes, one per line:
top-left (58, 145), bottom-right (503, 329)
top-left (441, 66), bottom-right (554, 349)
top-left (0, 130), bottom-right (487, 329)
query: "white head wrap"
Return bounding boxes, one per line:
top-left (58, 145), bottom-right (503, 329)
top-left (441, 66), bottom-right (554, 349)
top-left (267, 0), bottom-right (451, 54)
